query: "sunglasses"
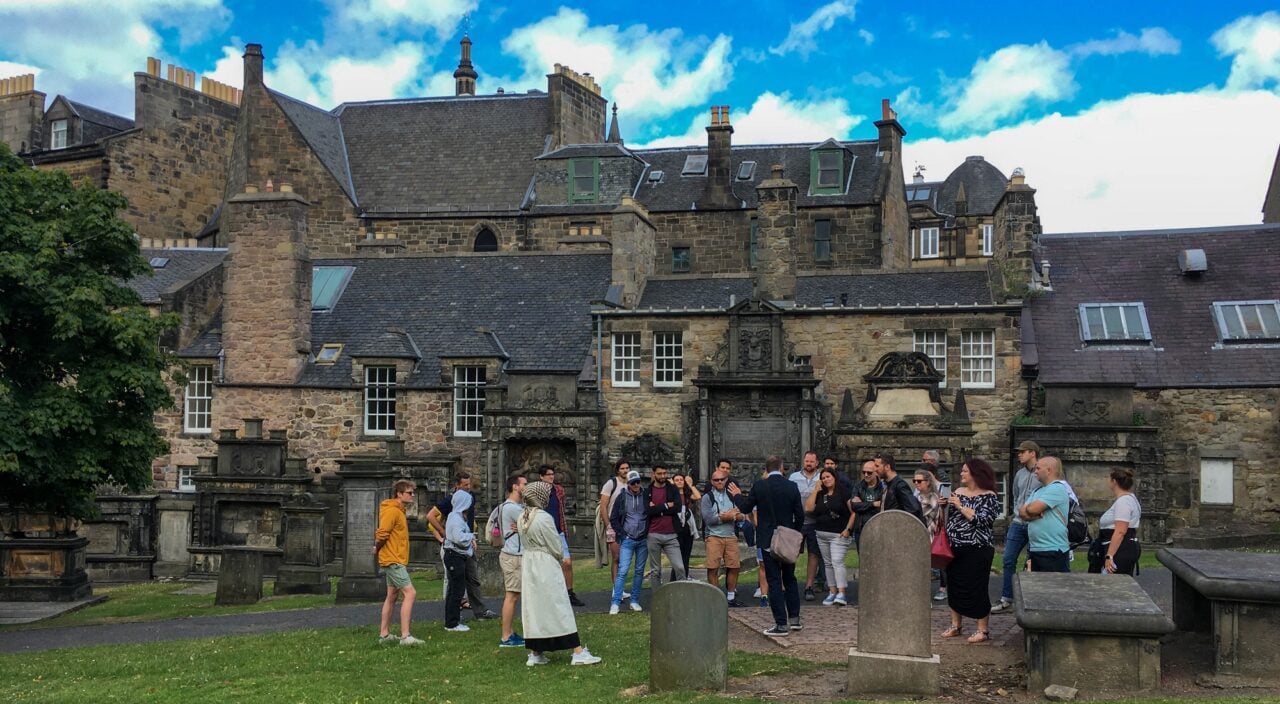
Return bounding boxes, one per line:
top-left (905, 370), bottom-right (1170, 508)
top-left (913, 479), bottom-right (928, 484)
top-left (861, 471), bottom-right (875, 476)
top-left (711, 477), bottom-right (727, 482)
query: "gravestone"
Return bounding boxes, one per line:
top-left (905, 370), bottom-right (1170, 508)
top-left (650, 580), bottom-right (728, 692)
top-left (335, 460), bottom-right (395, 603)
top-left (848, 510), bottom-right (939, 695)
top-left (474, 546), bottom-right (504, 597)
top-left (274, 503), bottom-right (330, 595)
top-left (215, 546), bottom-right (266, 605)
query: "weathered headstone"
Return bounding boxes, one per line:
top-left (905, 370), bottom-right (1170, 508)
top-left (650, 580), bottom-right (728, 692)
top-left (335, 460), bottom-right (395, 603)
top-left (474, 546), bottom-right (504, 597)
top-left (848, 510), bottom-right (939, 695)
top-left (274, 503), bottom-right (330, 595)
top-left (215, 546), bottom-right (265, 605)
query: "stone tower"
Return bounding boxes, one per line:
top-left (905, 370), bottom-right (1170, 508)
top-left (454, 35), bottom-right (477, 96)
top-left (754, 164), bottom-right (798, 303)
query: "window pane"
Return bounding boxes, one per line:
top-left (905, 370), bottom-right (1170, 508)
top-left (612, 332), bottom-right (640, 386)
top-left (654, 332), bottom-right (683, 387)
top-left (672, 247), bottom-right (691, 273)
top-left (960, 330), bottom-right (994, 388)
top-left (1101, 306), bottom-right (1124, 338)
top-left (1221, 305), bottom-right (1245, 338)
top-left (913, 330), bottom-right (947, 386)
top-left (364, 366), bottom-right (396, 434)
top-left (1239, 305), bottom-right (1263, 336)
top-left (817, 152), bottom-right (840, 187)
top-left (453, 366), bottom-right (486, 436)
top-left (1122, 305), bottom-right (1145, 339)
top-left (573, 160), bottom-right (594, 176)
top-left (1259, 303), bottom-right (1280, 337)
top-left (184, 365), bottom-right (213, 433)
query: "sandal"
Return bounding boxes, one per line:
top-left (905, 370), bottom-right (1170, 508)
top-left (940, 625), bottom-right (964, 638)
top-left (966, 630), bottom-right (990, 644)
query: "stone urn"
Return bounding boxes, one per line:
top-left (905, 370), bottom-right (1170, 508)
top-left (0, 509), bottom-right (93, 601)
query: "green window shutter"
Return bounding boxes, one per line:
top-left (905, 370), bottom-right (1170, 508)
top-left (570, 158), bottom-right (598, 203)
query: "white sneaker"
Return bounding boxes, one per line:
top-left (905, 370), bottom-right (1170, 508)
top-left (629, 601), bottom-right (643, 612)
top-left (399, 635), bottom-right (424, 646)
top-left (622, 591), bottom-right (631, 600)
top-left (753, 587), bottom-right (763, 598)
top-left (990, 599), bottom-right (1013, 614)
top-left (527, 653), bottom-right (549, 666)
top-left (609, 603), bottom-right (620, 615)
top-left (444, 624), bottom-right (470, 632)
top-left (571, 649), bottom-right (602, 666)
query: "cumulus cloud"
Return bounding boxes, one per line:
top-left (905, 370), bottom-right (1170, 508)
top-left (858, 29), bottom-right (875, 45)
top-left (931, 29), bottom-right (951, 40)
top-left (938, 42), bottom-right (1075, 133)
top-left (906, 89), bottom-right (1280, 232)
top-left (0, 0), bottom-right (229, 116)
top-left (1070, 27), bottom-right (1181, 57)
top-left (769, 1), bottom-right (857, 58)
top-left (635, 91), bottom-right (863, 149)
top-left (501, 8), bottom-right (733, 123)
top-left (327, 0), bottom-right (475, 36)
top-left (260, 41), bottom-right (429, 107)
top-left (1212, 11), bottom-right (1280, 89)
top-left (0, 60), bottom-right (40, 78)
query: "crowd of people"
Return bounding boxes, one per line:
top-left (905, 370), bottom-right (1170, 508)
top-left (371, 441), bottom-right (1142, 653)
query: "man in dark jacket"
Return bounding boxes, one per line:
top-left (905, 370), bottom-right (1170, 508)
top-left (608, 470), bottom-right (649, 613)
top-left (876, 452), bottom-right (925, 524)
top-left (849, 460), bottom-right (884, 550)
top-left (645, 464), bottom-right (684, 589)
top-left (735, 454), bottom-right (805, 636)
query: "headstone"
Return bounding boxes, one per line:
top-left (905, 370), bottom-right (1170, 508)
top-left (847, 510), bottom-right (939, 695)
top-left (274, 504), bottom-right (331, 595)
top-left (474, 546), bottom-right (504, 596)
top-left (215, 546), bottom-right (265, 605)
top-left (650, 580), bottom-right (728, 692)
top-left (335, 460), bottom-right (396, 603)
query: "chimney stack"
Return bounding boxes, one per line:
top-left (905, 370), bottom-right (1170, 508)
top-left (454, 35), bottom-right (477, 96)
top-left (753, 164), bottom-right (798, 303)
top-left (874, 98), bottom-right (905, 154)
top-left (243, 44), bottom-right (264, 87)
top-left (701, 104), bottom-right (735, 209)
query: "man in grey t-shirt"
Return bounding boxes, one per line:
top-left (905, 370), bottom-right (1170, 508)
top-left (992, 440), bottom-right (1041, 613)
top-left (498, 474), bottom-right (527, 647)
top-left (790, 451), bottom-right (825, 600)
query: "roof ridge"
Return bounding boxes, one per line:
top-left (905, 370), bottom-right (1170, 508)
top-left (1042, 223), bottom-right (1280, 239)
top-left (633, 139), bottom-right (877, 154)
top-left (336, 93), bottom-right (548, 109)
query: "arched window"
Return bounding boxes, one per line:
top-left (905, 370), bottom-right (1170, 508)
top-left (473, 228), bottom-right (498, 252)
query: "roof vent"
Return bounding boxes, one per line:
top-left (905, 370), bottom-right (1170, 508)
top-left (1178, 248), bottom-right (1207, 275)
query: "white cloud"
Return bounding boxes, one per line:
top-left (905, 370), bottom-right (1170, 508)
top-left (851, 71), bottom-right (884, 88)
top-left (1212, 11), bottom-right (1280, 89)
top-left (0, 0), bottom-right (229, 115)
top-left (769, 0), bottom-right (857, 58)
top-left (328, 0), bottom-right (475, 36)
top-left (931, 29), bottom-right (951, 40)
top-left (635, 91), bottom-right (863, 149)
top-left (261, 41), bottom-right (428, 107)
top-left (0, 60), bottom-right (40, 78)
top-left (905, 89), bottom-right (1280, 232)
top-left (501, 8), bottom-right (733, 123)
top-left (938, 42), bottom-right (1074, 133)
top-left (1071, 27), bottom-right (1181, 58)
top-left (858, 29), bottom-right (875, 45)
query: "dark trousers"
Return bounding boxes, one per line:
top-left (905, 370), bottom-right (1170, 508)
top-left (444, 550), bottom-right (468, 627)
top-left (671, 527), bottom-right (693, 581)
top-left (464, 553), bottom-right (488, 611)
top-left (761, 550), bottom-right (800, 627)
top-left (802, 525), bottom-right (825, 586)
top-left (1028, 549), bottom-right (1070, 573)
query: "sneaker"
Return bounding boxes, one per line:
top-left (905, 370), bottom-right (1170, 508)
top-left (499, 634), bottom-right (525, 648)
top-left (377, 634), bottom-right (398, 646)
top-left (475, 610), bottom-right (498, 620)
top-left (622, 591), bottom-right (631, 600)
top-left (804, 587), bottom-right (816, 602)
top-left (789, 619), bottom-right (803, 631)
top-left (822, 593), bottom-right (836, 606)
top-left (444, 624), bottom-right (470, 632)
top-left (762, 625), bottom-right (790, 637)
top-left (753, 587), bottom-right (763, 598)
top-left (609, 603), bottom-right (620, 615)
top-left (728, 599), bottom-right (747, 608)
top-left (629, 601), bottom-right (643, 612)
top-left (527, 652), bottom-right (550, 667)
top-left (834, 594), bottom-right (847, 606)
top-left (990, 599), bottom-right (1013, 614)
top-left (932, 589), bottom-right (947, 602)
top-left (571, 649), bottom-right (602, 666)
top-left (568, 590), bottom-right (586, 607)
top-left (399, 635), bottom-right (425, 646)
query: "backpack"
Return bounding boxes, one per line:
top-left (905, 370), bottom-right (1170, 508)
top-left (1052, 481), bottom-right (1091, 549)
top-left (485, 501), bottom-right (515, 549)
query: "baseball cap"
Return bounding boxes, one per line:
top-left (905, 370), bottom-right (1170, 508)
top-left (1017, 440), bottom-right (1042, 454)
top-left (626, 470), bottom-right (642, 484)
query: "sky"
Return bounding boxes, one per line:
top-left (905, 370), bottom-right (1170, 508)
top-left (2, 1), bottom-right (1279, 233)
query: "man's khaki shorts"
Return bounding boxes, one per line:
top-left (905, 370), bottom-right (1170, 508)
top-left (705, 536), bottom-right (740, 569)
top-left (499, 552), bottom-right (522, 593)
top-left (383, 563), bottom-right (412, 589)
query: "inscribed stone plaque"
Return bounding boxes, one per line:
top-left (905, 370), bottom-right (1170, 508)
top-left (345, 489), bottom-right (377, 573)
top-left (721, 418), bottom-right (788, 460)
top-left (650, 581), bottom-right (728, 692)
top-left (84, 523), bottom-right (122, 554)
top-left (857, 510), bottom-right (932, 658)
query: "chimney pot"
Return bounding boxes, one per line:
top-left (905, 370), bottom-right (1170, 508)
top-left (771, 164), bottom-right (784, 179)
top-left (265, 178), bottom-right (274, 192)
top-left (279, 182), bottom-right (293, 193)
top-left (709, 106), bottom-right (719, 126)
top-left (721, 105), bottom-right (730, 124)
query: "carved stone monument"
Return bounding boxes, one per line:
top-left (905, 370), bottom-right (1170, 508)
top-left (215, 546), bottom-right (267, 605)
top-left (848, 510), bottom-right (939, 695)
top-left (650, 580), bottom-right (728, 692)
top-left (274, 498), bottom-right (330, 595)
top-left (335, 458), bottom-right (395, 603)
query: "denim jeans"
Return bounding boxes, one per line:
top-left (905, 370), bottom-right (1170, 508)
top-left (611, 536), bottom-right (649, 605)
top-left (1000, 521), bottom-right (1029, 601)
top-left (815, 530), bottom-right (851, 589)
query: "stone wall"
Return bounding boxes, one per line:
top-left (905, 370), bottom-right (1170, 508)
top-left (34, 154), bottom-right (108, 187)
top-left (159, 260), bottom-right (223, 350)
top-left (0, 86), bottom-right (43, 154)
top-left (610, 200), bottom-right (657, 308)
top-left (548, 67), bottom-right (606, 148)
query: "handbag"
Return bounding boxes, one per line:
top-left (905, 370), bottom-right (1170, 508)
top-left (930, 506), bottom-right (953, 569)
top-left (763, 482), bottom-right (803, 564)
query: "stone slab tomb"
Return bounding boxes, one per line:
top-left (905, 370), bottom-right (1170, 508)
top-left (650, 580), bottom-right (728, 692)
top-left (1159, 548), bottom-right (1280, 682)
top-left (335, 460), bottom-right (395, 603)
top-left (1014, 572), bottom-right (1173, 693)
top-left (215, 546), bottom-right (268, 605)
top-left (847, 510), bottom-right (938, 695)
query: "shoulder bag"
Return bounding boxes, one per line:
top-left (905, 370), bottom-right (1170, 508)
top-left (930, 505), bottom-right (953, 569)
top-left (766, 483), bottom-right (803, 564)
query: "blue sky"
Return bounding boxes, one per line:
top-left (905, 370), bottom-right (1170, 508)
top-left (2, 1), bottom-right (1279, 231)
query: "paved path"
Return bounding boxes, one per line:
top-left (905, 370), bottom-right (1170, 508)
top-left (0, 570), bottom-right (1172, 655)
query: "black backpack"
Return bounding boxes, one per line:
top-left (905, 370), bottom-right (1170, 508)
top-left (1053, 481), bottom-right (1091, 549)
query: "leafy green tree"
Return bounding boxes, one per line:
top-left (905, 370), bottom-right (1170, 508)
top-left (0, 144), bottom-right (176, 522)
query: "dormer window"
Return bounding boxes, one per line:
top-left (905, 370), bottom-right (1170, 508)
top-left (1079, 303), bottom-right (1151, 343)
top-left (1213, 300), bottom-right (1280, 342)
top-left (811, 150), bottom-right (843, 195)
top-left (50, 119), bottom-right (68, 149)
top-left (569, 158), bottom-right (598, 203)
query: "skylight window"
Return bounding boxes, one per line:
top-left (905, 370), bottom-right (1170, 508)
top-left (913, 188), bottom-right (930, 201)
top-left (149, 257), bottom-right (169, 268)
top-left (1078, 303), bottom-right (1151, 342)
top-left (1213, 300), bottom-right (1280, 341)
top-left (312, 266), bottom-right (355, 312)
top-left (736, 161), bottom-right (756, 180)
top-left (648, 170), bottom-right (664, 183)
top-left (682, 155), bottom-right (708, 176)
top-left (315, 344), bottom-right (343, 364)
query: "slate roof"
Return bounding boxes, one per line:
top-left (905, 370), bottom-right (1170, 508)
top-left (64, 98), bottom-right (135, 143)
top-left (270, 90), bottom-right (356, 203)
top-left (1029, 224), bottom-right (1280, 387)
top-left (538, 143), bottom-right (637, 160)
top-left (336, 94), bottom-right (551, 214)
top-left (937, 156), bottom-right (1006, 217)
top-left (637, 270), bottom-right (995, 310)
top-left (630, 141), bottom-right (884, 212)
top-left (127, 248), bottom-right (227, 304)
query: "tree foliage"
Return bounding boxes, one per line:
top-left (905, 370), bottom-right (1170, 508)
top-left (0, 144), bottom-right (176, 521)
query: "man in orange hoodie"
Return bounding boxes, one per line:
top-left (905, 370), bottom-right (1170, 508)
top-left (375, 480), bottom-right (423, 645)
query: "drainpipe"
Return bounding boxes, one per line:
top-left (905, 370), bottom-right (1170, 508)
top-left (595, 312), bottom-right (603, 409)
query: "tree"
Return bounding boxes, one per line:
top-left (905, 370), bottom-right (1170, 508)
top-left (0, 144), bottom-right (176, 522)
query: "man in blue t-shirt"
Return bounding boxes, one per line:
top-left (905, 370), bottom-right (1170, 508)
top-left (1018, 456), bottom-right (1072, 572)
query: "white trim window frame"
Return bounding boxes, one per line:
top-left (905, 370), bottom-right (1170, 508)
top-left (453, 366), bottom-right (486, 437)
top-left (363, 366), bottom-right (397, 435)
top-left (183, 364), bottom-right (213, 433)
top-left (1212, 300), bottom-right (1280, 341)
top-left (913, 330), bottom-right (947, 388)
top-left (918, 227), bottom-right (940, 259)
top-left (177, 466), bottom-right (196, 492)
top-left (1078, 302), bottom-right (1152, 342)
top-left (960, 329), bottom-right (995, 389)
top-left (653, 331), bottom-right (684, 388)
top-left (50, 118), bottom-right (68, 149)
top-left (981, 224), bottom-right (993, 256)
top-left (611, 332), bottom-right (640, 387)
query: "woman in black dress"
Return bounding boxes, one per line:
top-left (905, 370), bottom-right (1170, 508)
top-left (941, 457), bottom-right (1000, 644)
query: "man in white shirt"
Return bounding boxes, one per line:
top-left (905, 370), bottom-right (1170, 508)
top-left (790, 451), bottom-right (825, 601)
